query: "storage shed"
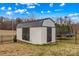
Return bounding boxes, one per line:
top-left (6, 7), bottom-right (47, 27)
top-left (16, 18), bottom-right (56, 44)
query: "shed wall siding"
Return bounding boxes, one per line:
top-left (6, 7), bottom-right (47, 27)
top-left (17, 28), bottom-right (22, 40)
top-left (41, 27), bottom-right (47, 44)
top-left (52, 28), bottom-right (56, 42)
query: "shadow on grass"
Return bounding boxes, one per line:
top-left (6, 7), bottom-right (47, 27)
top-left (57, 37), bottom-right (73, 40)
top-left (17, 40), bottom-right (57, 47)
top-left (56, 37), bottom-right (76, 44)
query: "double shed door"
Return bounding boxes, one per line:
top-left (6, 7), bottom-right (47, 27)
top-left (22, 28), bottom-right (30, 41)
top-left (47, 27), bottom-right (52, 42)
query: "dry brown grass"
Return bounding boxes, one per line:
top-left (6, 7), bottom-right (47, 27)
top-left (0, 30), bottom-right (79, 56)
top-left (0, 30), bottom-right (16, 41)
top-left (0, 30), bottom-right (16, 35)
top-left (0, 41), bottom-right (79, 56)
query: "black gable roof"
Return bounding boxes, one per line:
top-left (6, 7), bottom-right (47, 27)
top-left (17, 18), bottom-right (54, 28)
top-left (17, 20), bottom-right (44, 28)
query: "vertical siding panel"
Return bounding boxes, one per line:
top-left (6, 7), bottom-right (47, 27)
top-left (17, 28), bottom-right (22, 40)
top-left (52, 28), bottom-right (56, 42)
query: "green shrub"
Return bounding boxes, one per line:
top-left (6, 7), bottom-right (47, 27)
top-left (13, 35), bottom-right (17, 42)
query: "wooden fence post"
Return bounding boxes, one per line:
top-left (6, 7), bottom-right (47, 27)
top-left (0, 34), bottom-right (3, 44)
top-left (75, 24), bottom-right (77, 44)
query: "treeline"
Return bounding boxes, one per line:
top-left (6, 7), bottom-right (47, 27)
top-left (0, 16), bottom-right (37, 30)
top-left (0, 16), bottom-right (24, 30)
top-left (0, 16), bottom-right (79, 33)
top-left (56, 16), bottom-right (79, 34)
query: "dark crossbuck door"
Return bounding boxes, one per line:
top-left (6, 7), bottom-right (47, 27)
top-left (22, 28), bottom-right (30, 41)
top-left (47, 27), bottom-right (52, 42)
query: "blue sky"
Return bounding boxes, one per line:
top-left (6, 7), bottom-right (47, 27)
top-left (0, 3), bottom-right (79, 21)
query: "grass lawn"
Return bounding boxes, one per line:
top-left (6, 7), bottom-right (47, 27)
top-left (0, 30), bottom-right (79, 56)
top-left (0, 39), bottom-right (79, 56)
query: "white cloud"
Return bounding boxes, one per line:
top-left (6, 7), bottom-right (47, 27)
top-left (20, 3), bottom-right (27, 5)
top-left (14, 9), bottom-right (27, 13)
top-left (49, 3), bottom-right (53, 7)
top-left (27, 5), bottom-right (35, 8)
top-left (6, 11), bottom-right (12, 15)
top-left (60, 3), bottom-right (65, 6)
top-left (41, 11), bottom-right (44, 14)
top-left (71, 17), bottom-right (79, 22)
top-left (54, 9), bottom-right (62, 12)
top-left (68, 14), bottom-right (74, 17)
top-left (27, 3), bottom-right (40, 6)
top-left (71, 17), bottom-right (79, 23)
top-left (26, 3), bottom-right (40, 9)
top-left (1, 7), bottom-right (5, 10)
top-left (15, 3), bottom-right (19, 5)
top-left (68, 13), bottom-right (79, 17)
top-left (26, 11), bottom-right (30, 14)
top-left (8, 7), bottom-right (12, 10)
top-left (34, 3), bottom-right (40, 6)
top-left (71, 17), bottom-right (78, 19)
top-left (47, 10), bottom-right (51, 13)
top-left (26, 3), bottom-right (34, 6)
top-left (68, 13), bottom-right (79, 23)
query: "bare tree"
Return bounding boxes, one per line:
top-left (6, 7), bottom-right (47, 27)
top-left (27, 13), bottom-right (36, 21)
top-left (0, 16), bottom-right (4, 23)
top-left (16, 18), bottom-right (23, 24)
